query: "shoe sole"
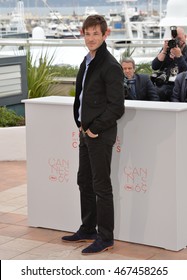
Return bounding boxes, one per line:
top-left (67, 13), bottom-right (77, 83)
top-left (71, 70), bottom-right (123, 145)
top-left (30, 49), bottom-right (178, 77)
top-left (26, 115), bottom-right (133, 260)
top-left (62, 239), bottom-right (95, 243)
top-left (81, 245), bottom-right (114, 255)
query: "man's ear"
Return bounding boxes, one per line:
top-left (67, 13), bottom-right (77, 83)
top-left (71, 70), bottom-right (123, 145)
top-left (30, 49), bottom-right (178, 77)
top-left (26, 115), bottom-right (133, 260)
top-left (106, 28), bottom-right (111, 36)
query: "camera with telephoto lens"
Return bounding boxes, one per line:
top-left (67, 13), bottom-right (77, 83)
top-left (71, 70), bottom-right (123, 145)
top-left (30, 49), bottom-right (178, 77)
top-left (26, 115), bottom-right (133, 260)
top-left (168, 26), bottom-right (180, 50)
top-left (150, 71), bottom-right (169, 87)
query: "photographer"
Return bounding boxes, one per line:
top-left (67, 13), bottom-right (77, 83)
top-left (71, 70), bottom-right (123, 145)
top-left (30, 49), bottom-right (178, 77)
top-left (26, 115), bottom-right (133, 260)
top-left (151, 26), bottom-right (187, 101)
top-left (121, 57), bottom-right (159, 101)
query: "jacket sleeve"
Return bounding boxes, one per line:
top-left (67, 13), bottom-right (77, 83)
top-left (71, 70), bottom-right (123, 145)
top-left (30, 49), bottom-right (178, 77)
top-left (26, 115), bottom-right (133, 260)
top-left (145, 76), bottom-right (160, 101)
top-left (89, 63), bottom-right (125, 134)
top-left (152, 50), bottom-right (164, 71)
top-left (171, 75), bottom-right (182, 102)
top-left (176, 56), bottom-right (187, 72)
top-left (152, 57), bottom-right (162, 71)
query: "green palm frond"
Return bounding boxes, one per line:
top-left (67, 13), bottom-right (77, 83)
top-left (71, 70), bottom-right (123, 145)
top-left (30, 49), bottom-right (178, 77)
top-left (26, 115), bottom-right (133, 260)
top-left (27, 48), bottom-right (60, 98)
top-left (135, 62), bottom-right (152, 74)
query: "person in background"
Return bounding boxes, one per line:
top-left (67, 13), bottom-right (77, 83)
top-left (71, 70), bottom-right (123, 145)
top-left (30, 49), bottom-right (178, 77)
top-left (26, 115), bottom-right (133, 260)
top-left (151, 26), bottom-right (187, 101)
top-left (61, 15), bottom-right (125, 254)
top-left (121, 57), bottom-right (159, 101)
top-left (171, 71), bottom-right (187, 102)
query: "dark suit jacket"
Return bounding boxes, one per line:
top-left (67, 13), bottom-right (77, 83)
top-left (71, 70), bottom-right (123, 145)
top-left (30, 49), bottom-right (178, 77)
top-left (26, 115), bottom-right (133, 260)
top-left (171, 71), bottom-right (187, 102)
top-left (74, 42), bottom-right (125, 138)
top-left (125, 73), bottom-right (160, 101)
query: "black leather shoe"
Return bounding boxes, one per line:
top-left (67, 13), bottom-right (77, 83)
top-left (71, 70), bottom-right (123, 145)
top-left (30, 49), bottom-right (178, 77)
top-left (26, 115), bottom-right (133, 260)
top-left (81, 236), bottom-right (114, 254)
top-left (62, 229), bottom-right (97, 243)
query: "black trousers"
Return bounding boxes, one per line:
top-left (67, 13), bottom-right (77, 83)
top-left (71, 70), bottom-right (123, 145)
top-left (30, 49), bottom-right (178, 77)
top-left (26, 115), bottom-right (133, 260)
top-left (78, 131), bottom-right (114, 241)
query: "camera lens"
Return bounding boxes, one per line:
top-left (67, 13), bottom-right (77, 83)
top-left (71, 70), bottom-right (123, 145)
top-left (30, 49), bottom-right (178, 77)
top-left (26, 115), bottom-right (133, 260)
top-left (168, 39), bottom-right (177, 49)
top-left (156, 73), bottom-right (167, 86)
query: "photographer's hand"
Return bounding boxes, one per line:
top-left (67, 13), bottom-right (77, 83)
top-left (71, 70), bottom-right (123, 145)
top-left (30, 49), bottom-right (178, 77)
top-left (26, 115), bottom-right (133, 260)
top-left (157, 40), bottom-right (168, 61)
top-left (163, 40), bottom-right (169, 53)
top-left (170, 46), bottom-right (182, 58)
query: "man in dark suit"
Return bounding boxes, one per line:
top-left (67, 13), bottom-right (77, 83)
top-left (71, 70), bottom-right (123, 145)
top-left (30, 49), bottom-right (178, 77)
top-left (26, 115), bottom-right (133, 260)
top-left (61, 15), bottom-right (124, 254)
top-left (121, 57), bottom-right (159, 101)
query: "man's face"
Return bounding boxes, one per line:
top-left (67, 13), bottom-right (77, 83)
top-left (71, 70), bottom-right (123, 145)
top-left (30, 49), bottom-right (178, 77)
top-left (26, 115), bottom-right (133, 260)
top-left (176, 28), bottom-right (187, 48)
top-left (121, 62), bottom-right (135, 79)
top-left (83, 25), bottom-right (107, 56)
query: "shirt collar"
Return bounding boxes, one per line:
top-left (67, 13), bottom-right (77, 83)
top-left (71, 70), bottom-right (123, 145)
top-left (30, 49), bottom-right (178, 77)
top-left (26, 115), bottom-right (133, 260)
top-left (86, 53), bottom-right (93, 66)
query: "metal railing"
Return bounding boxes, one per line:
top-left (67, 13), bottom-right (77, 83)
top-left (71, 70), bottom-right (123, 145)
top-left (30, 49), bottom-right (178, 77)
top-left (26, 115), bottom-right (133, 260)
top-left (0, 37), bottom-right (164, 64)
top-left (0, 37), bottom-right (164, 47)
